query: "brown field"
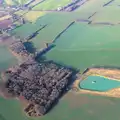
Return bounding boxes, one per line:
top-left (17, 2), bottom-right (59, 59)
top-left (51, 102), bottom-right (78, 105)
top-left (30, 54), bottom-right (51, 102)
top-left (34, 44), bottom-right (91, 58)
top-left (85, 68), bottom-right (120, 80)
top-left (72, 68), bottom-right (120, 98)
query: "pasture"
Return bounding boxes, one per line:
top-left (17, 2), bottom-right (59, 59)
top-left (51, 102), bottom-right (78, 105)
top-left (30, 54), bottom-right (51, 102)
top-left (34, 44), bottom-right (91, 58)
top-left (45, 23), bottom-right (120, 71)
top-left (1, 0), bottom-right (120, 120)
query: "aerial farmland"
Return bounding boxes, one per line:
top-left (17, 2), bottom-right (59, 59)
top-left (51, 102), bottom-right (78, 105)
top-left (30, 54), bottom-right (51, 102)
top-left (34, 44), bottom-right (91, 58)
top-left (1, 0), bottom-right (120, 120)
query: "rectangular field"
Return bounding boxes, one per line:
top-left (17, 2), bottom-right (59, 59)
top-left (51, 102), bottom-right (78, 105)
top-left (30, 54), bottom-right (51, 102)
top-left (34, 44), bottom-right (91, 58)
top-left (91, 6), bottom-right (120, 24)
top-left (32, 0), bottom-right (72, 10)
top-left (45, 23), bottom-right (120, 71)
top-left (15, 10), bottom-right (46, 22)
top-left (11, 22), bottom-right (45, 39)
top-left (0, 45), bottom-right (17, 71)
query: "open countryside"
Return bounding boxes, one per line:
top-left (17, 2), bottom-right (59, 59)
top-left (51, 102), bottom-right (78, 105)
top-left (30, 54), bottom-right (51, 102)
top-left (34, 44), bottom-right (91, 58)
top-left (0, 0), bottom-right (120, 120)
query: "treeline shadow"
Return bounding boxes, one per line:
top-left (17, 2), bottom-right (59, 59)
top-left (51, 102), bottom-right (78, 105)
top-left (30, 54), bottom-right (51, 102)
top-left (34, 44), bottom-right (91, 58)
top-left (103, 0), bottom-right (115, 7)
top-left (35, 44), bottom-right (56, 60)
top-left (23, 41), bottom-right (36, 54)
top-left (53, 21), bottom-right (75, 43)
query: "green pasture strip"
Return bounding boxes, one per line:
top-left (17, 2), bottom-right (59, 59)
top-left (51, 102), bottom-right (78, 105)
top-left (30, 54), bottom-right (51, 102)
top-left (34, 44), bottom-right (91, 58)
top-left (53, 23), bottom-right (120, 50)
top-left (0, 97), bottom-right (28, 120)
top-left (45, 49), bottom-right (120, 71)
top-left (1, 92), bottom-right (120, 120)
top-left (80, 76), bottom-right (120, 91)
top-left (32, 0), bottom-right (72, 10)
top-left (11, 22), bottom-right (45, 39)
top-left (0, 45), bottom-right (17, 71)
top-left (92, 6), bottom-right (120, 24)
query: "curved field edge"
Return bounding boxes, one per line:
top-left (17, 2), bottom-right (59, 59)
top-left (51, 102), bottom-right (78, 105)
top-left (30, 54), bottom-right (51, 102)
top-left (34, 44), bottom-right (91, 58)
top-left (72, 68), bottom-right (120, 98)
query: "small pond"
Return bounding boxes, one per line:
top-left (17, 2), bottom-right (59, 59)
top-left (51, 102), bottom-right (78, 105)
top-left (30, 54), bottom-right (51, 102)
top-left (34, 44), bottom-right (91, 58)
top-left (80, 76), bottom-right (120, 91)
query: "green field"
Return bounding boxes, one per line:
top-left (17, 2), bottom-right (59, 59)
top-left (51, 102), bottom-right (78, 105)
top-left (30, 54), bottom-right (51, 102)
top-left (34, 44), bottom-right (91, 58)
top-left (12, 12), bottom-right (79, 49)
top-left (31, 13), bottom-right (79, 49)
top-left (1, 0), bottom-right (120, 120)
top-left (0, 45), bottom-right (17, 71)
top-left (92, 6), bottom-right (120, 24)
top-left (1, 92), bottom-right (120, 120)
top-left (44, 23), bottom-right (120, 71)
top-left (11, 22), bottom-right (45, 39)
top-left (32, 0), bottom-right (72, 10)
top-left (80, 76), bottom-right (120, 91)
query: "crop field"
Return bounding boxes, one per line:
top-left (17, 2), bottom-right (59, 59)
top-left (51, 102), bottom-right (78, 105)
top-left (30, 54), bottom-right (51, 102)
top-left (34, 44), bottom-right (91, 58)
top-left (32, 0), bottom-right (72, 10)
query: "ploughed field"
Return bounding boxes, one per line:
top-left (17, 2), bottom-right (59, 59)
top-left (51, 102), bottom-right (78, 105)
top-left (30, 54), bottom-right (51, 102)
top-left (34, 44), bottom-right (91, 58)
top-left (1, 0), bottom-right (120, 120)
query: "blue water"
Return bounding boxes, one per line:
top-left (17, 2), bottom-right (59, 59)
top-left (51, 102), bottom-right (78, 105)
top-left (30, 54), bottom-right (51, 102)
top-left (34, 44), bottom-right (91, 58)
top-left (80, 76), bottom-right (120, 92)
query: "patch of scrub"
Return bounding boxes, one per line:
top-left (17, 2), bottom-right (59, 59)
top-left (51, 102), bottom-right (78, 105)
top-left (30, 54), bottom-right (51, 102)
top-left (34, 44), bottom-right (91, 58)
top-left (80, 76), bottom-right (120, 91)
